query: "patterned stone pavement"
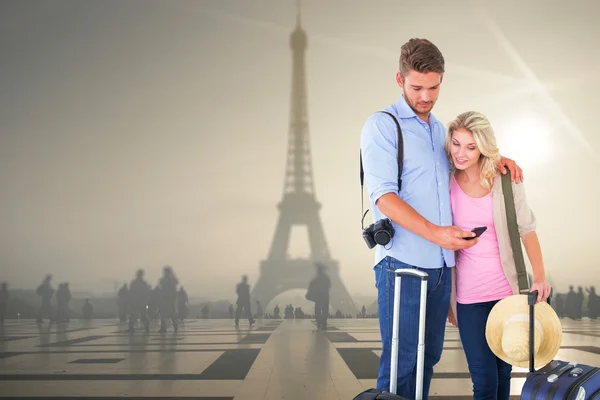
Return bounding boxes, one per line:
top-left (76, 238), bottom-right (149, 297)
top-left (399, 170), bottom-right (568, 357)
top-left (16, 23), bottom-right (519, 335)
top-left (0, 317), bottom-right (598, 399)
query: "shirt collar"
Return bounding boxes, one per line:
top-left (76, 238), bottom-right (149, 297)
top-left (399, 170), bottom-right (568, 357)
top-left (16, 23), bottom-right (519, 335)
top-left (394, 95), bottom-right (440, 126)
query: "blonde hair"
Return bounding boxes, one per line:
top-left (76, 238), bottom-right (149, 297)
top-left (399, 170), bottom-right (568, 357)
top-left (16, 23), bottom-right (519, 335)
top-left (445, 111), bottom-right (501, 191)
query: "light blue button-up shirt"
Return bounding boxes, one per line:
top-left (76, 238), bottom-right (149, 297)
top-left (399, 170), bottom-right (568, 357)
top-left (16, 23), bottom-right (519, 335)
top-left (360, 95), bottom-right (454, 269)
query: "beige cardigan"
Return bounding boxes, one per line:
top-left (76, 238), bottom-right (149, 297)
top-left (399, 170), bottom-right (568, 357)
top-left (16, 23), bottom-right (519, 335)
top-left (450, 172), bottom-right (537, 316)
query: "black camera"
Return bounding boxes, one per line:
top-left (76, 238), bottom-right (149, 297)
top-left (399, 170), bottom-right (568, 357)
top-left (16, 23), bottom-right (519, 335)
top-left (362, 218), bottom-right (395, 249)
top-left (360, 111), bottom-right (403, 250)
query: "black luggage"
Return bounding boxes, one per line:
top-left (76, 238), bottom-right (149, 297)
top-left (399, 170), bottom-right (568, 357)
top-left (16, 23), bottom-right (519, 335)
top-left (353, 269), bottom-right (429, 400)
top-left (521, 290), bottom-right (600, 399)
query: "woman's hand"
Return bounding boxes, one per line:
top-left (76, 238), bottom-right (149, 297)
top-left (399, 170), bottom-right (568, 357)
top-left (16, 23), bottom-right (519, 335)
top-left (530, 280), bottom-right (552, 303)
top-left (448, 306), bottom-right (458, 327)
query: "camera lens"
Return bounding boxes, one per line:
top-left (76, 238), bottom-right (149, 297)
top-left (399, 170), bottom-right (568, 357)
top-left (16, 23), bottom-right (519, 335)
top-left (374, 230), bottom-right (391, 246)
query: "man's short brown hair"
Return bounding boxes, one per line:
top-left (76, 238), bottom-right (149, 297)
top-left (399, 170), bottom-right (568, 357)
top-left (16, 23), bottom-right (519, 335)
top-left (399, 38), bottom-right (445, 77)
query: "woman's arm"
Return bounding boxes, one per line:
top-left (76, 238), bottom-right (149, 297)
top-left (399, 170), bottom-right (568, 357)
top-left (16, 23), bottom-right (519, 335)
top-left (512, 181), bottom-right (551, 303)
top-left (522, 231), bottom-right (551, 302)
top-left (448, 251), bottom-right (459, 327)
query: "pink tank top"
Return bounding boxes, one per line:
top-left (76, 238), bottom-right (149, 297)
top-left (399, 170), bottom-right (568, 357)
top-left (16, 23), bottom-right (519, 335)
top-left (450, 175), bottom-right (513, 304)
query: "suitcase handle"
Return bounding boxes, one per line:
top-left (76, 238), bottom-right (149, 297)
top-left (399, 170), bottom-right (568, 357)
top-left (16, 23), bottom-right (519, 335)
top-left (394, 268), bottom-right (429, 280)
top-left (547, 362), bottom-right (577, 382)
top-left (527, 289), bottom-right (553, 372)
top-left (528, 290), bottom-right (537, 372)
top-left (390, 268), bottom-right (429, 400)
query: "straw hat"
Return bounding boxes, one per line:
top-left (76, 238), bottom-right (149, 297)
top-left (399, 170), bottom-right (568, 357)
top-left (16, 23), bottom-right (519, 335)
top-left (485, 294), bottom-right (562, 369)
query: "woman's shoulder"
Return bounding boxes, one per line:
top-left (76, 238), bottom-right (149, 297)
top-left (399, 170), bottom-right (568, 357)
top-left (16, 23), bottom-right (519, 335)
top-left (492, 171), bottom-right (528, 198)
top-left (491, 171), bottom-right (502, 189)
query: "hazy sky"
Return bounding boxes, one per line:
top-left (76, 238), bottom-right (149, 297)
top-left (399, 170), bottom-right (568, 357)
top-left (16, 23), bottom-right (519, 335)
top-left (1, 0), bottom-right (599, 304)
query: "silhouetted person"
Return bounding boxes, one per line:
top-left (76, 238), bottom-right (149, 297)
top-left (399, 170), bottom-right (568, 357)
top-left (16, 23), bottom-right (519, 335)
top-left (55, 282), bottom-right (72, 322)
top-left (361, 305), bottom-right (367, 318)
top-left (234, 275), bottom-right (254, 326)
top-left (82, 299), bottom-right (93, 320)
top-left (201, 304), bottom-right (209, 319)
top-left (117, 284), bottom-right (129, 322)
top-left (576, 286), bottom-right (584, 319)
top-left (587, 286), bottom-right (598, 319)
top-left (148, 286), bottom-right (160, 320)
top-left (255, 300), bottom-right (263, 319)
top-left (36, 275), bottom-right (54, 323)
top-left (273, 304), bottom-right (280, 319)
top-left (158, 266), bottom-right (178, 332)
top-left (565, 286), bottom-right (577, 319)
top-left (294, 307), bottom-right (305, 319)
top-left (306, 263), bottom-right (331, 330)
top-left (554, 293), bottom-right (565, 318)
top-left (129, 269), bottom-right (150, 333)
top-left (177, 287), bottom-right (188, 321)
top-left (0, 282), bottom-right (8, 328)
top-left (228, 304), bottom-right (234, 319)
top-left (284, 304), bottom-right (294, 319)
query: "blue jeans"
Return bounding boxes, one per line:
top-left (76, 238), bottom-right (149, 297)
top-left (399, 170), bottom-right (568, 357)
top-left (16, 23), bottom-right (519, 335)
top-left (375, 256), bottom-right (451, 399)
top-left (457, 301), bottom-right (512, 400)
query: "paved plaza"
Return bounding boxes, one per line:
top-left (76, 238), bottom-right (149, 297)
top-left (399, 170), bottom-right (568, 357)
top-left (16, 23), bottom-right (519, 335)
top-left (0, 317), bottom-right (598, 399)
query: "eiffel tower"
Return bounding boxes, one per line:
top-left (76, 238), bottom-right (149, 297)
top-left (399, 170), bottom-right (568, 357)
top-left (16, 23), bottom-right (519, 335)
top-left (251, 6), bottom-right (356, 315)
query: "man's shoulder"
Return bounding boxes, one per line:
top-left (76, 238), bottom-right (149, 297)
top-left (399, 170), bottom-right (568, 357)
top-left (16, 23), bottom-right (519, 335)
top-left (361, 105), bottom-right (401, 141)
top-left (362, 100), bottom-right (399, 121)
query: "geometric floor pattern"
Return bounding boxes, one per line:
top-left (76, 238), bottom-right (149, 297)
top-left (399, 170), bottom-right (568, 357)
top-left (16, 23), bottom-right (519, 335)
top-left (0, 318), bottom-right (598, 399)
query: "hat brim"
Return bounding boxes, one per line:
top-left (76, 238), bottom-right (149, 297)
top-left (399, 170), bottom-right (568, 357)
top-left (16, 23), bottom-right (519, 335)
top-left (485, 294), bottom-right (562, 369)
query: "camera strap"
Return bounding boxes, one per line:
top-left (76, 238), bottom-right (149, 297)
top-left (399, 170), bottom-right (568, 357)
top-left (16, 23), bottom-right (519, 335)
top-left (360, 111), bottom-right (404, 230)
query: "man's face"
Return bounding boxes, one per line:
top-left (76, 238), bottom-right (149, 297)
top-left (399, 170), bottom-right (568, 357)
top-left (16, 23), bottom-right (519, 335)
top-left (396, 70), bottom-right (443, 118)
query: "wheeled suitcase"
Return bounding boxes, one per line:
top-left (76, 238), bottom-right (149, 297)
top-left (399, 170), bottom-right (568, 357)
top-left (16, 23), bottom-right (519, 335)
top-left (353, 269), bottom-right (429, 400)
top-left (521, 290), bottom-right (600, 399)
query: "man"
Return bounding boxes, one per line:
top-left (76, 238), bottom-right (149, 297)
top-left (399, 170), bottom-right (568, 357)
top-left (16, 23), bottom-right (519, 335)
top-left (306, 263), bottom-right (331, 330)
top-left (128, 269), bottom-right (150, 333)
top-left (234, 275), bottom-right (255, 326)
top-left (36, 274), bottom-right (54, 324)
top-left (82, 298), bottom-right (93, 320)
top-left (360, 38), bottom-right (523, 399)
top-left (0, 282), bottom-right (8, 328)
top-left (159, 266), bottom-right (178, 332)
top-left (177, 286), bottom-right (189, 321)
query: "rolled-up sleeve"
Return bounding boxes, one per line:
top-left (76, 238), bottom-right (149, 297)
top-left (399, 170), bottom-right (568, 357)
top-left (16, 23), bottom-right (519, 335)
top-left (360, 113), bottom-right (400, 204)
top-left (513, 181), bottom-right (537, 235)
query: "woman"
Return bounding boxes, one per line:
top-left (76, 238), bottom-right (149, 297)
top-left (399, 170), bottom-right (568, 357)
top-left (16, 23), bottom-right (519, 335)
top-left (445, 111), bottom-right (551, 400)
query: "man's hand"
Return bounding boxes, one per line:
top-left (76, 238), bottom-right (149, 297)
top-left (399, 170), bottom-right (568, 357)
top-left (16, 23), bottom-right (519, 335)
top-left (448, 306), bottom-right (458, 327)
top-left (530, 280), bottom-right (552, 303)
top-left (498, 156), bottom-right (523, 184)
top-left (429, 225), bottom-right (479, 251)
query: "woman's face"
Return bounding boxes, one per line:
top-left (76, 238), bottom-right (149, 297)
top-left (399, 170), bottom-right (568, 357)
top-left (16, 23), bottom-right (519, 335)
top-left (450, 128), bottom-right (481, 170)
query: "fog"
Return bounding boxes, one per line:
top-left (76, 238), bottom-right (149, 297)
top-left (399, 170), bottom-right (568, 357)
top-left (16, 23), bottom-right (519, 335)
top-left (1, 0), bottom-right (598, 307)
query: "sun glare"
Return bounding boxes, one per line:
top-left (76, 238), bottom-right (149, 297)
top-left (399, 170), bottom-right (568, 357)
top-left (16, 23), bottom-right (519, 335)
top-left (495, 113), bottom-right (554, 169)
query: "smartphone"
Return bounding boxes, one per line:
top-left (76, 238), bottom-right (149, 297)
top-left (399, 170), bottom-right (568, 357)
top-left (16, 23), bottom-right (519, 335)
top-left (464, 226), bottom-right (487, 240)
